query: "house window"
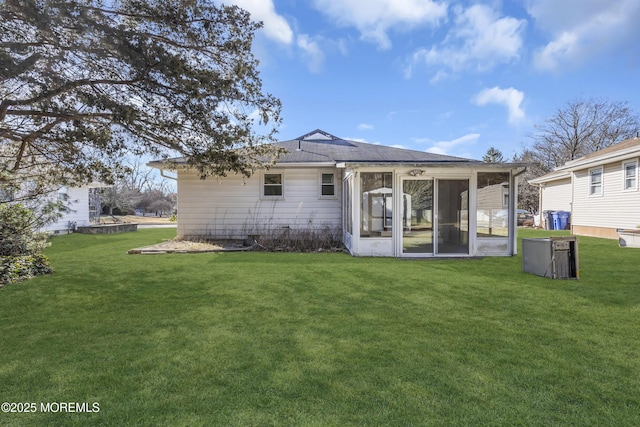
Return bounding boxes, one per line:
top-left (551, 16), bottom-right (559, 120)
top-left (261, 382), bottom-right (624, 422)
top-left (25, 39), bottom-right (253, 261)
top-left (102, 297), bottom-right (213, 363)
top-left (623, 161), bottom-right (637, 191)
top-left (589, 167), bottom-right (603, 196)
top-left (361, 172), bottom-right (393, 237)
top-left (320, 173), bottom-right (336, 197)
top-left (263, 173), bottom-right (283, 197)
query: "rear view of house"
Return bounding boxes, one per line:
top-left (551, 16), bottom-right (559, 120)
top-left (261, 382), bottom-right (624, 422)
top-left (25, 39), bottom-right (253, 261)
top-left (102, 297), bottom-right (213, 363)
top-left (530, 136), bottom-right (640, 238)
top-left (150, 130), bottom-right (527, 257)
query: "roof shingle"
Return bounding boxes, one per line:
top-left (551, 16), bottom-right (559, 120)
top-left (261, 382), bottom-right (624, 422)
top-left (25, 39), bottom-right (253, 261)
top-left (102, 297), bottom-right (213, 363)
top-left (275, 129), bottom-right (478, 164)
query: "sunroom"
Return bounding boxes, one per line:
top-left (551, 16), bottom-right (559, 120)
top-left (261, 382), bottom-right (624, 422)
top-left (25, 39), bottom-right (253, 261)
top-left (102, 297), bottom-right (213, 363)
top-left (341, 164), bottom-right (526, 258)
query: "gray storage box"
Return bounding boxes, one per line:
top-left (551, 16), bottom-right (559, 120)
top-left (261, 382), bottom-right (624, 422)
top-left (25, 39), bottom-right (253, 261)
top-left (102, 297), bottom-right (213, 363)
top-left (522, 236), bottom-right (579, 279)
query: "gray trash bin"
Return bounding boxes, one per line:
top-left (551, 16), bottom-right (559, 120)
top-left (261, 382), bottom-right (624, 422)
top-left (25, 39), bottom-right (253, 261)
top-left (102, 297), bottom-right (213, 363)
top-left (522, 236), bottom-right (579, 279)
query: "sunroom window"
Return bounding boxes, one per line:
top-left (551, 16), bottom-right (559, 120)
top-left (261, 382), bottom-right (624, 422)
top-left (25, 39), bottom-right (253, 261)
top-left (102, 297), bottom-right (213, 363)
top-left (476, 172), bottom-right (509, 237)
top-left (361, 172), bottom-right (393, 237)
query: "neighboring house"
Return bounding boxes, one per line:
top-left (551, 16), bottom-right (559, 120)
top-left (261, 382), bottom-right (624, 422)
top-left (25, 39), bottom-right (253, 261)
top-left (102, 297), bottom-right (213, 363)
top-left (529, 136), bottom-right (640, 238)
top-left (150, 130), bottom-right (527, 257)
top-left (39, 184), bottom-right (106, 234)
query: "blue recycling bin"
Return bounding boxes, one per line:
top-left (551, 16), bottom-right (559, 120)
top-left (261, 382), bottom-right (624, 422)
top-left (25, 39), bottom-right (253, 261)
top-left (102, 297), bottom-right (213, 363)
top-left (551, 212), bottom-right (560, 230)
top-left (557, 211), bottom-right (570, 230)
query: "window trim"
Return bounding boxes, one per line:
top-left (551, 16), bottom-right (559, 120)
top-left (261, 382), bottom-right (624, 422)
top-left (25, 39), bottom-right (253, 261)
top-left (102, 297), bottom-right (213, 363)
top-left (588, 166), bottom-right (603, 197)
top-left (318, 171), bottom-right (337, 199)
top-left (622, 160), bottom-right (638, 192)
top-left (262, 172), bottom-right (284, 198)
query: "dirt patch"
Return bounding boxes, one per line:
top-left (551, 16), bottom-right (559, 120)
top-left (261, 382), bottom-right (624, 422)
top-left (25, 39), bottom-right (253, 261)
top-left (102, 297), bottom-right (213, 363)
top-left (100, 215), bottom-right (173, 225)
top-left (128, 239), bottom-right (250, 254)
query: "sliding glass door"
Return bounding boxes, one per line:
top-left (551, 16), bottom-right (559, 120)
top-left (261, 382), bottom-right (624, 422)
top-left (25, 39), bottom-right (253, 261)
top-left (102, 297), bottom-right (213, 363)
top-left (402, 178), bottom-right (469, 256)
top-left (402, 179), bottom-right (434, 254)
top-left (437, 179), bottom-right (469, 255)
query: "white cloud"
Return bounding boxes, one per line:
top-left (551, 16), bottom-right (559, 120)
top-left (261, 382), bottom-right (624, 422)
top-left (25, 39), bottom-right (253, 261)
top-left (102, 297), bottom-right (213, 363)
top-left (528, 0), bottom-right (640, 71)
top-left (424, 133), bottom-right (480, 155)
top-left (473, 87), bottom-right (525, 124)
top-left (223, 0), bottom-right (294, 44)
top-left (297, 34), bottom-right (325, 73)
top-left (312, 0), bottom-right (448, 50)
top-left (357, 123), bottom-right (374, 131)
top-left (412, 4), bottom-right (525, 76)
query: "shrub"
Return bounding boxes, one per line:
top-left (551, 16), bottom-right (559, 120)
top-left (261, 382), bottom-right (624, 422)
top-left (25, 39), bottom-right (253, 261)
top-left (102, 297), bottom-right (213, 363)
top-left (252, 225), bottom-right (344, 252)
top-left (0, 254), bottom-right (53, 286)
top-left (0, 203), bottom-right (53, 285)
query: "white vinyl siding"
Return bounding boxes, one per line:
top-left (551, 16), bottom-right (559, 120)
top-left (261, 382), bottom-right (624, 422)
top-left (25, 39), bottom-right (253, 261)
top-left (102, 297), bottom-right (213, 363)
top-left (41, 187), bottom-right (91, 232)
top-left (539, 178), bottom-right (572, 212)
top-left (572, 161), bottom-right (640, 231)
top-left (177, 168), bottom-right (342, 239)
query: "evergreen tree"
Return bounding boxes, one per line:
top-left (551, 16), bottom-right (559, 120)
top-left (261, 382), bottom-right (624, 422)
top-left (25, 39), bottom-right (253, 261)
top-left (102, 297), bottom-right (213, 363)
top-left (1, 0), bottom-right (284, 202)
top-left (482, 146), bottom-right (505, 163)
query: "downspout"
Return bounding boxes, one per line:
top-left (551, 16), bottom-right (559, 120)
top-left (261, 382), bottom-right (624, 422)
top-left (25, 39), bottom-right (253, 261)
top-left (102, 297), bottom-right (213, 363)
top-left (511, 168), bottom-right (528, 255)
top-left (537, 183), bottom-right (543, 228)
top-left (570, 171), bottom-right (575, 234)
top-left (160, 169), bottom-right (177, 181)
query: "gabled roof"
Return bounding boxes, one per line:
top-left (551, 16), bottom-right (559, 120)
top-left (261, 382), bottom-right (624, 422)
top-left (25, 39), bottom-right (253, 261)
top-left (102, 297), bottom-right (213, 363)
top-left (149, 129), bottom-right (529, 170)
top-left (528, 170), bottom-right (571, 185)
top-left (529, 136), bottom-right (640, 185)
top-left (572, 136), bottom-right (640, 163)
top-left (275, 129), bottom-right (479, 165)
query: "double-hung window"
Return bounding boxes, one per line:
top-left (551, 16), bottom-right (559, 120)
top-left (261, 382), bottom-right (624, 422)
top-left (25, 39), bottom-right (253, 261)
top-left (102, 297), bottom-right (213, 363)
top-left (263, 173), bottom-right (283, 197)
top-left (623, 161), bottom-right (637, 191)
top-left (589, 167), bottom-right (603, 196)
top-left (320, 173), bottom-right (336, 198)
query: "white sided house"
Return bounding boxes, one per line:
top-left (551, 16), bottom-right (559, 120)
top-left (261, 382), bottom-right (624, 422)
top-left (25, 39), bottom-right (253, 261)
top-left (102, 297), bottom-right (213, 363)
top-left (151, 130), bottom-right (527, 257)
top-left (530, 136), bottom-right (640, 239)
top-left (40, 184), bottom-right (104, 234)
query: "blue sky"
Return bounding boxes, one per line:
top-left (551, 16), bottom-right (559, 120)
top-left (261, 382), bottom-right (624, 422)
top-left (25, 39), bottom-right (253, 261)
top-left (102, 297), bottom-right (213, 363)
top-left (222, 0), bottom-right (640, 161)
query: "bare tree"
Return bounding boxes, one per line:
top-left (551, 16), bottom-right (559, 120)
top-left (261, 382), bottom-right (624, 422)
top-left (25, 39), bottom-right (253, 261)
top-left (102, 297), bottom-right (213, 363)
top-left (147, 199), bottom-right (173, 217)
top-left (124, 158), bottom-right (156, 194)
top-left (139, 188), bottom-right (174, 216)
top-left (100, 182), bottom-right (141, 216)
top-left (513, 149), bottom-right (545, 213)
top-left (530, 98), bottom-right (640, 170)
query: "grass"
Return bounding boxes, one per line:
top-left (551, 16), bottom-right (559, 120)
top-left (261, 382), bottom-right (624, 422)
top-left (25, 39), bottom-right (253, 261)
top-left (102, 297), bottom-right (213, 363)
top-left (1, 229), bottom-right (639, 426)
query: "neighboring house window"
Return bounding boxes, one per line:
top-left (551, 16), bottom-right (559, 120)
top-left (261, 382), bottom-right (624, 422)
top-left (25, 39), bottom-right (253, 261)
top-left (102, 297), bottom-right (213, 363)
top-left (589, 167), bottom-right (603, 196)
top-left (0, 187), bottom-right (15, 202)
top-left (623, 161), bottom-right (637, 191)
top-left (58, 186), bottom-right (69, 201)
top-left (263, 173), bottom-right (283, 197)
top-left (320, 172), bottom-right (336, 198)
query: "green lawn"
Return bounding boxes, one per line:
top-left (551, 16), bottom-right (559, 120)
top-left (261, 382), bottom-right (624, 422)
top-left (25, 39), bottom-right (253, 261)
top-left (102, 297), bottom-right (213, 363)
top-left (1, 229), bottom-right (639, 426)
